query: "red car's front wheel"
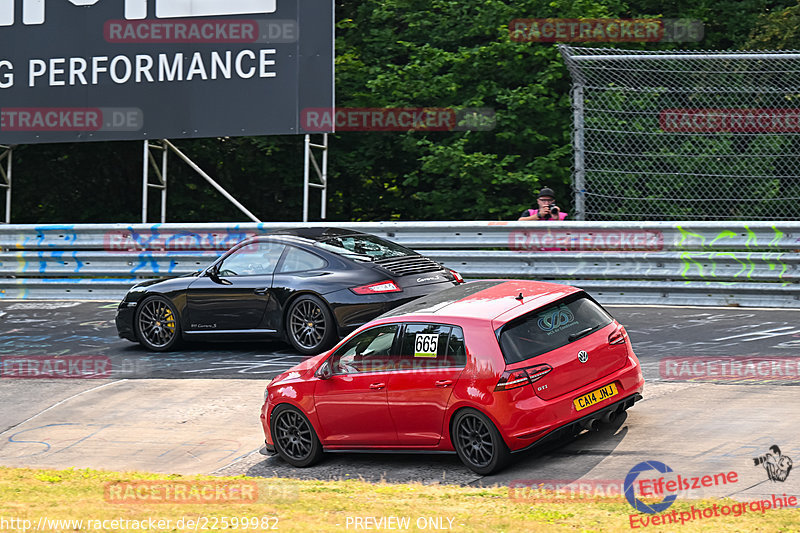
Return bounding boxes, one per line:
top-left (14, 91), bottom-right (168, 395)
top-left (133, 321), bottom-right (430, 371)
top-left (271, 405), bottom-right (323, 467)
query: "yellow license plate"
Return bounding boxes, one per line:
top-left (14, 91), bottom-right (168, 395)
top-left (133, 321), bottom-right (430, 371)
top-left (573, 383), bottom-right (618, 411)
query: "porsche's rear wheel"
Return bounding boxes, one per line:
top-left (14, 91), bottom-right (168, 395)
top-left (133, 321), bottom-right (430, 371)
top-left (286, 295), bottom-right (337, 355)
top-left (271, 404), bottom-right (323, 467)
top-left (452, 409), bottom-right (511, 475)
top-left (135, 296), bottom-right (181, 352)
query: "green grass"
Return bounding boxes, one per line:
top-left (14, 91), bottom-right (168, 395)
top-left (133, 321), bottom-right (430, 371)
top-left (0, 467), bottom-right (798, 532)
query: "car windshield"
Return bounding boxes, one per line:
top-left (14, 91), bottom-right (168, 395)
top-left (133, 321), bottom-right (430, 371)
top-left (497, 294), bottom-right (613, 364)
top-left (315, 234), bottom-right (416, 262)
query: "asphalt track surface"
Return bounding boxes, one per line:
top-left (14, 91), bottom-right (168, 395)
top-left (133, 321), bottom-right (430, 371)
top-left (0, 300), bottom-right (799, 502)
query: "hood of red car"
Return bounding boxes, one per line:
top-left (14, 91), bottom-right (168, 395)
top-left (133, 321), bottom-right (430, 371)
top-left (270, 352), bottom-right (328, 386)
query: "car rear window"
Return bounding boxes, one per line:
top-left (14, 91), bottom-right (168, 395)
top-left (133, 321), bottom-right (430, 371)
top-left (315, 234), bottom-right (415, 262)
top-left (497, 294), bottom-right (613, 364)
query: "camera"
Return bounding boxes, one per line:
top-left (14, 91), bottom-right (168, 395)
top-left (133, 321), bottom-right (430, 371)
top-left (541, 204), bottom-right (560, 219)
top-left (753, 454), bottom-right (768, 466)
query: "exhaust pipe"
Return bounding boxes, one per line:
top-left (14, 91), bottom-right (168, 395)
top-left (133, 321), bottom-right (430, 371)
top-left (581, 418), bottom-right (600, 431)
top-left (601, 406), bottom-right (622, 424)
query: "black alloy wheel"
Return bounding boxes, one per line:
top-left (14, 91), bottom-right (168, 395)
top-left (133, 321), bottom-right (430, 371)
top-left (452, 409), bottom-right (511, 475)
top-left (271, 405), bottom-right (323, 467)
top-left (135, 296), bottom-right (182, 352)
top-left (286, 295), bottom-right (337, 355)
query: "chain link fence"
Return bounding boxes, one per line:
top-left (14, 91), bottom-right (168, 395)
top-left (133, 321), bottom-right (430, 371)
top-left (560, 45), bottom-right (800, 221)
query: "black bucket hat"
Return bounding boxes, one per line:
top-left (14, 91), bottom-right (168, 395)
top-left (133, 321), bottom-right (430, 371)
top-left (537, 187), bottom-right (555, 199)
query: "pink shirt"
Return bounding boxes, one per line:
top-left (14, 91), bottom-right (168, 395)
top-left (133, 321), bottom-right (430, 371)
top-left (523, 209), bottom-right (568, 221)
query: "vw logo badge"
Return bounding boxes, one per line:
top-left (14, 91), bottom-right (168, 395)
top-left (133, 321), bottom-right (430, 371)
top-left (577, 350), bottom-right (588, 363)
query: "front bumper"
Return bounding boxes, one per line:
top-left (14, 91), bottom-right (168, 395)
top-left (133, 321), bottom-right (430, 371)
top-left (259, 440), bottom-right (276, 455)
top-left (260, 400), bottom-right (274, 451)
top-left (114, 303), bottom-right (137, 342)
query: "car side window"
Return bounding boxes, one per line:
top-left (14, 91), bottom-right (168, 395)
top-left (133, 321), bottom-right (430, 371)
top-left (330, 324), bottom-right (400, 375)
top-left (216, 242), bottom-right (285, 277)
top-left (398, 324), bottom-right (467, 370)
top-left (277, 246), bottom-right (327, 273)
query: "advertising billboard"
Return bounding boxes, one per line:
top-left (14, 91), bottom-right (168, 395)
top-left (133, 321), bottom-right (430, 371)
top-left (0, 0), bottom-right (334, 143)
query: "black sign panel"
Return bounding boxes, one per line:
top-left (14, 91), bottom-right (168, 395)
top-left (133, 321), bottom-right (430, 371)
top-left (0, 0), bottom-right (333, 143)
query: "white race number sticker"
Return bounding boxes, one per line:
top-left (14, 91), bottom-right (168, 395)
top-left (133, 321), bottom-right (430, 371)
top-left (414, 333), bottom-right (439, 358)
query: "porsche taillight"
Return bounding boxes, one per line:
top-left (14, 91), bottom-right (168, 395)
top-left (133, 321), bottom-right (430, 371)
top-left (349, 280), bottom-right (402, 295)
top-left (495, 363), bottom-right (553, 391)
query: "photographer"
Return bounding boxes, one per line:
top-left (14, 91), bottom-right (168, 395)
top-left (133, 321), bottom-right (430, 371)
top-left (518, 187), bottom-right (568, 221)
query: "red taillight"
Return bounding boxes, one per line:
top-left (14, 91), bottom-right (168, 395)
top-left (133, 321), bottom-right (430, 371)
top-left (495, 363), bottom-right (553, 391)
top-left (449, 269), bottom-right (465, 284)
top-left (609, 324), bottom-right (627, 345)
top-left (349, 280), bottom-right (402, 295)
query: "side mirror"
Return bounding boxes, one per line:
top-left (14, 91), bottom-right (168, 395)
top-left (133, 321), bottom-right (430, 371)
top-left (315, 360), bottom-right (332, 380)
top-left (207, 264), bottom-right (232, 285)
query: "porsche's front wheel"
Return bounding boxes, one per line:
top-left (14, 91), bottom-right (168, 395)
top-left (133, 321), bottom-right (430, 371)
top-left (135, 296), bottom-right (182, 352)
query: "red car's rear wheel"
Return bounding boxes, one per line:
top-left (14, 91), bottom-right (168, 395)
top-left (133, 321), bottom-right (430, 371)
top-left (452, 409), bottom-right (511, 475)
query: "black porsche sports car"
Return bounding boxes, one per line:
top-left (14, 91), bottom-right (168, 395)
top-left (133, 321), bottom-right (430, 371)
top-left (115, 228), bottom-right (464, 354)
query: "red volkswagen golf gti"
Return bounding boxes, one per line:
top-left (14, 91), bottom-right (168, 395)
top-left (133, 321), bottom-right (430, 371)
top-left (259, 280), bottom-right (644, 474)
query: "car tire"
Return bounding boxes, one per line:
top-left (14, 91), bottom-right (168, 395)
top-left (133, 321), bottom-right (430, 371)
top-left (285, 294), bottom-right (338, 355)
top-left (271, 404), bottom-right (324, 467)
top-left (451, 409), bottom-right (511, 475)
top-left (134, 295), bottom-right (182, 352)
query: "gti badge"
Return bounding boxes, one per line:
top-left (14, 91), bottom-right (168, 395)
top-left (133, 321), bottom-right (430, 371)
top-left (577, 350), bottom-right (588, 363)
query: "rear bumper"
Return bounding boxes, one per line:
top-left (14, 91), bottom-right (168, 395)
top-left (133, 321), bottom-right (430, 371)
top-left (497, 354), bottom-right (645, 451)
top-left (511, 393), bottom-right (642, 455)
top-left (327, 280), bottom-right (459, 334)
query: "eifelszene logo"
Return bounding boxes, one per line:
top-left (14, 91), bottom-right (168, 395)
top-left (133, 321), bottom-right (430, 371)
top-left (753, 445), bottom-right (793, 482)
top-left (625, 461), bottom-right (740, 515)
top-left (625, 461), bottom-right (678, 514)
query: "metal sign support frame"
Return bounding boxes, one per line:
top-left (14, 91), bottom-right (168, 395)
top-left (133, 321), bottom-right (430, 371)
top-left (303, 133), bottom-right (328, 222)
top-left (0, 145), bottom-right (12, 224)
top-left (141, 139), bottom-right (262, 223)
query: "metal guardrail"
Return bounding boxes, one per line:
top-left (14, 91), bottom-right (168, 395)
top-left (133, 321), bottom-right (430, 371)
top-left (0, 221), bottom-right (798, 307)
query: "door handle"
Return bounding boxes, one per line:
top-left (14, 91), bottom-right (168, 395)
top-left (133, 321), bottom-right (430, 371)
top-left (435, 380), bottom-right (453, 388)
top-left (369, 382), bottom-right (385, 390)
top-left (253, 288), bottom-right (269, 295)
